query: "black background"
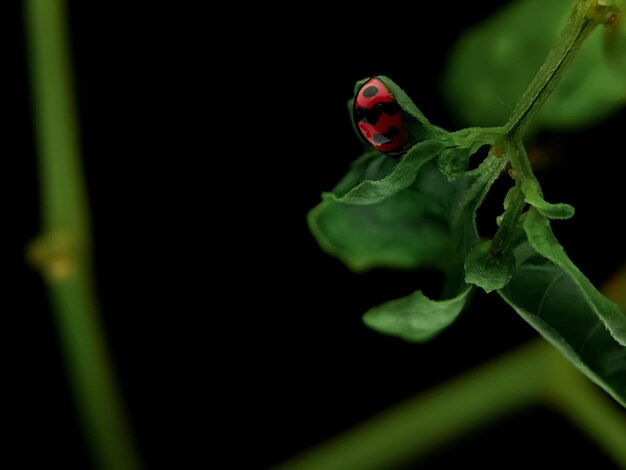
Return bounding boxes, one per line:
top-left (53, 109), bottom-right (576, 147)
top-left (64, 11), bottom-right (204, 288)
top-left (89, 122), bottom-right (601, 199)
top-left (9, 1), bottom-right (626, 468)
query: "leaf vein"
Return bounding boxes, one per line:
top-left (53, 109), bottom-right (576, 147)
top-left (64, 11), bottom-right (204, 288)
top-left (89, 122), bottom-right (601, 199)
top-left (537, 271), bottom-right (566, 319)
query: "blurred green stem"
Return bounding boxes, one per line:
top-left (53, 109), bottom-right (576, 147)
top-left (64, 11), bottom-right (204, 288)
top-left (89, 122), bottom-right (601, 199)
top-left (278, 340), bottom-right (551, 470)
top-left (548, 353), bottom-right (626, 465)
top-left (24, 1), bottom-right (141, 469)
top-left (504, 0), bottom-right (617, 137)
top-left (278, 338), bottom-right (626, 470)
top-left (280, 265), bottom-right (626, 469)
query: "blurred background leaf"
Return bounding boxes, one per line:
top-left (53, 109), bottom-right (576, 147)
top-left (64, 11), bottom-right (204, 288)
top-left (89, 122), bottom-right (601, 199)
top-left (444, 0), bottom-right (626, 132)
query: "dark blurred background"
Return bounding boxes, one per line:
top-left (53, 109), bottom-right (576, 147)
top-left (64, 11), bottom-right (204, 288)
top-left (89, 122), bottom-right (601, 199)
top-left (9, 1), bottom-right (625, 468)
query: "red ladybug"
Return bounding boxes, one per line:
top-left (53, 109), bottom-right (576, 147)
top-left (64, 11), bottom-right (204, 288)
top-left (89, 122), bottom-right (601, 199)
top-left (353, 77), bottom-right (408, 155)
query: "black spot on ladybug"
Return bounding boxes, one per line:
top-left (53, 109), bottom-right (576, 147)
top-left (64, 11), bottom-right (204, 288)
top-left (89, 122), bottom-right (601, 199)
top-left (362, 85), bottom-right (379, 98)
top-left (354, 101), bottom-right (401, 126)
top-left (372, 127), bottom-right (400, 144)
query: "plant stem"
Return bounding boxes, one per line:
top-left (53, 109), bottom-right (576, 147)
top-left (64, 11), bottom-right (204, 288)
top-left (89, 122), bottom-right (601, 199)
top-left (504, 0), bottom-right (612, 137)
top-left (277, 340), bottom-right (552, 470)
top-left (490, 184), bottom-right (526, 255)
top-left (24, 1), bottom-right (141, 469)
top-left (278, 339), bottom-right (626, 470)
top-left (547, 351), bottom-right (626, 468)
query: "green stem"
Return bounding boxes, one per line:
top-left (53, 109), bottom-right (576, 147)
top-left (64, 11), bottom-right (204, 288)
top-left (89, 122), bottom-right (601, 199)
top-left (278, 338), bottom-right (626, 470)
top-left (277, 340), bottom-right (552, 470)
top-left (504, 0), bottom-right (612, 137)
top-left (507, 137), bottom-right (536, 186)
top-left (24, 1), bottom-right (141, 469)
top-left (490, 184), bottom-right (526, 255)
top-left (547, 352), bottom-right (626, 468)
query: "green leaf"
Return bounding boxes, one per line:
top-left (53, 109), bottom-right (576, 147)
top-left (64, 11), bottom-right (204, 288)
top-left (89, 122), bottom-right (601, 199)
top-left (359, 153), bottom-right (508, 341)
top-left (330, 150), bottom-right (397, 198)
top-left (308, 194), bottom-right (451, 273)
top-left (511, 142), bottom-right (575, 220)
top-left (377, 76), bottom-right (444, 139)
top-left (499, 240), bottom-right (626, 407)
top-left (308, 159), bottom-right (457, 272)
top-left (521, 179), bottom-right (575, 219)
top-left (363, 285), bottom-right (473, 342)
top-left (524, 208), bottom-right (626, 346)
top-left (465, 241), bottom-right (515, 293)
top-left (310, 136), bottom-right (506, 342)
top-left (327, 140), bottom-right (446, 205)
top-left (444, 0), bottom-right (625, 131)
top-left (437, 146), bottom-right (471, 180)
top-left (420, 152), bottom-right (509, 297)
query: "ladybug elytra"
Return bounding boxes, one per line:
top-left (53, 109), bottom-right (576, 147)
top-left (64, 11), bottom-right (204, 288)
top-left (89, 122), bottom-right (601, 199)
top-left (353, 77), bottom-right (409, 155)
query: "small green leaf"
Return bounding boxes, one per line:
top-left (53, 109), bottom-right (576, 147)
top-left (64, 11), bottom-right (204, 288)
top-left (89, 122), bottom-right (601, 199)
top-left (328, 140), bottom-right (446, 205)
top-left (465, 241), bottom-right (515, 293)
top-left (363, 285), bottom-right (473, 342)
top-left (521, 179), bottom-right (575, 219)
top-left (444, 0), bottom-right (625, 131)
top-left (511, 142), bottom-right (575, 220)
top-left (499, 241), bottom-right (626, 407)
top-left (309, 160), bottom-right (457, 272)
top-left (524, 208), bottom-right (626, 346)
top-left (308, 194), bottom-right (451, 273)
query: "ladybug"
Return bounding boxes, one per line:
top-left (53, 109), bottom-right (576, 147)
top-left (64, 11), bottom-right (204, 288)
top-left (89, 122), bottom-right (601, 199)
top-left (353, 77), bottom-right (409, 155)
